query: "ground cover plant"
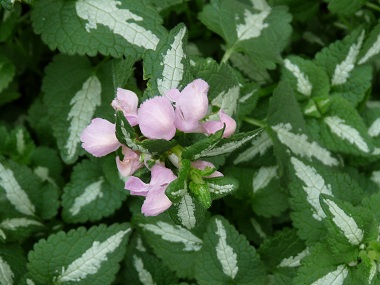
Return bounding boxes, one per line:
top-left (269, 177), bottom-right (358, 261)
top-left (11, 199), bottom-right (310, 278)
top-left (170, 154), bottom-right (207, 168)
top-left (2, 0), bottom-right (380, 284)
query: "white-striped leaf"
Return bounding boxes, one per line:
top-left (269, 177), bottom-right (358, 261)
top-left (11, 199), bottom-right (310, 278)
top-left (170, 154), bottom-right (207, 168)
top-left (62, 158), bottom-right (126, 223)
top-left (359, 22), bottom-right (380, 65)
top-left (0, 244), bottom-right (27, 285)
top-left (272, 123), bottom-right (339, 166)
top-left (320, 196), bottom-right (364, 246)
top-left (124, 235), bottom-right (178, 285)
top-left (0, 157), bottom-right (59, 221)
top-left (197, 129), bottom-right (263, 160)
top-left (199, 0), bottom-right (291, 70)
top-left (143, 23), bottom-right (191, 98)
top-left (43, 55), bottom-right (118, 164)
top-left (314, 28), bottom-right (372, 106)
top-left (136, 214), bottom-right (204, 278)
top-left (27, 223), bottom-right (131, 285)
top-left (32, 0), bottom-right (166, 59)
top-left (320, 96), bottom-right (375, 156)
top-left (233, 130), bottom-right (273, 164)
top-left (195, 216), bottom-right (266, 285)
top-left (310, 264), bottom-right (348, 285)
top-left (289, 157), bottom-right (363, 242)
top-left (282, 56), bottom-right (330, 100)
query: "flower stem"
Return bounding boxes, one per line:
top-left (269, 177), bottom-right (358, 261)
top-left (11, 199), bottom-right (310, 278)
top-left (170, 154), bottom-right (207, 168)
top-left (243, 117), bottom-right (266, 128)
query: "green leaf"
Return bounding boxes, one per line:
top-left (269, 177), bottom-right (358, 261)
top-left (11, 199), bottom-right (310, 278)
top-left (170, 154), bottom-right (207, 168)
top-left (125, 251), bottom-right (177, 285)
top-left (0, 5), bottom-right (21, 42)
top-left (169, 192), bottom-right (207, 230)
top-left (199, 0), bottom-right (292, 70)
top-left (197, 129), bottom-right (264, 159)
top-left (0, 213), bottom-right (44, 243)
top-left (111, 57), bottom-right (136, 91)
top-left (139, 139), bottom-right (178, 156)
top-left (166, 158), bottom-right (191, 202)
top-left (358, 22), bottom-right (380, 65)
top-left (0, 54), bottom-right (15, 93)
top-left (268, 82), bottom-right (339, 167)
top-left (282, 55), bottom-right (330, 100)
top-left (0, 157), bottom-right (60, 220)
top-left (205, 175), bottom-right (239, 200)
top-left (325, 0), bottom-right (367, 16)
top-left (233, 130), bottom-right (273, 165)
top-left (0, 244), bottom-right (27, 285)
top-left (135, 213), bottom-right (204, 278)
top-left (31, 0), bottom-right (167, 58)
top-left (314, 28), bottom-right (372, 106)
top-left (195, 216), bottom-right (266, 285)
top-left (43, 55), bottom-right (116, 164)
top-left (182, 128), bottom-right (224, 160)
top-left (192, 60), bottom-right (240, 106)
top-left (320, 195), bottom-right (364, 247)
top-left (31, 147), bottom-right (63, 188)
top-left (289, 157), bottom-right (363, 242)
top-left (258, 228), bottom-right (307, 271)
top-left (27, 223), bottom-right (131, 285)
top-left (62, 157), bottom-right (127, 223)
top-left (4, 126), bottom-right (35, 165)
top-left (294, 243), bottom-right (349, 284)
top-left (321, 96), bottom-right (375, 156)
top-left (143, 23), bottom-right (191, 97)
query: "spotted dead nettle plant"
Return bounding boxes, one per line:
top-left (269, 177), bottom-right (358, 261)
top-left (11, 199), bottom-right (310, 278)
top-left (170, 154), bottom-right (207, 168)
top-left (3, 0), bottom-right (380, 284)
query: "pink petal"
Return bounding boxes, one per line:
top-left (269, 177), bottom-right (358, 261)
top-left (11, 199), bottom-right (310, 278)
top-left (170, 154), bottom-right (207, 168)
top-left (202, 111), bottom-right (237, 138)
top-left (191, 160), bottom-right (223, 178)
top-left (112, 88), bottom-right (139, 126)
top-left (116, 146), bottom-right (143, 177)
top-left (141, 186), bottom-right (172, 216)
top-left (150, 164), bottom-right (177, 186)
top-left (165, 88), bottom-right (181, 102)
top-left (174, 79), bottom-right (209, 132)
top-left (219, 110), bottom-right (237, 138)
top-left (80, 118), bottom-right (121, 157)
top-left (125, 176), bottom-right (149, 196)
top-left (138, 96), bottom-right (176, 140)
top-left (202, 120), bottom-right (224, 136)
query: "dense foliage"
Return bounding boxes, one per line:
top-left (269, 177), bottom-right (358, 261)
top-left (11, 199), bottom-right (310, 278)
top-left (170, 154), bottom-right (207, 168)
top-left (2, 0), bottom-right (380, 284)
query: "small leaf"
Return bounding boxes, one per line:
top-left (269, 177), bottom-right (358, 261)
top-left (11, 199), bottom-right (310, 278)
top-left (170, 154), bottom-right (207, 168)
top-left (359, 22), bottom-right (380, 65)
top-left (198, 129), bottom-right (263, 159)
top-left (27, 223), bottom-right (131, 284)
top-left (182, 128), bottom-right (224, 160)
top-left (144, 23), bottom-right (191, 97)
top-left (205, 176), bottom-right (239, 200)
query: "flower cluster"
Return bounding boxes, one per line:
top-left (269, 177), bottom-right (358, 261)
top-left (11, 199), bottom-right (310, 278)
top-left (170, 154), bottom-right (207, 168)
top-left (80, 79), bottom-right (236, 216)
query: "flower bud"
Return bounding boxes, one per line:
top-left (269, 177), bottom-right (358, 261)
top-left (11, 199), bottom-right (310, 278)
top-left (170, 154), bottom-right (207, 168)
top-left (112, 88), bottom-right (139, 126)
top-left (80, 118), bottom-right (121, 157)
top-left (138, 96), bottom-right (176, 140)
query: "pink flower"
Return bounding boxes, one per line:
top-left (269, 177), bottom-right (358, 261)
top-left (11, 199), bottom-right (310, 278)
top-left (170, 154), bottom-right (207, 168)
top-left (116, 146), bottom-right (143, 177)
top-left (112, 88), bottom-right (138, 126)
top-left (202, 110), bottom-right (236, 138)
top-left (166, 79), bottom-right (209, 133)
top-left (80, 118), bottom-right (121, 157)
top-left (138, 96), bottom-right (176, 140)
top-left (191, 160), bottom-right (223, 178)
top-left (125, 164), bottom-right (177, 216)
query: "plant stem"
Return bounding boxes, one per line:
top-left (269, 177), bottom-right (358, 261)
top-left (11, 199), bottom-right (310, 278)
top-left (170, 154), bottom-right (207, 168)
top-left (221, 47), bottom-right (234, 64)
top-left (243, 117), bottom-right (266, 128)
